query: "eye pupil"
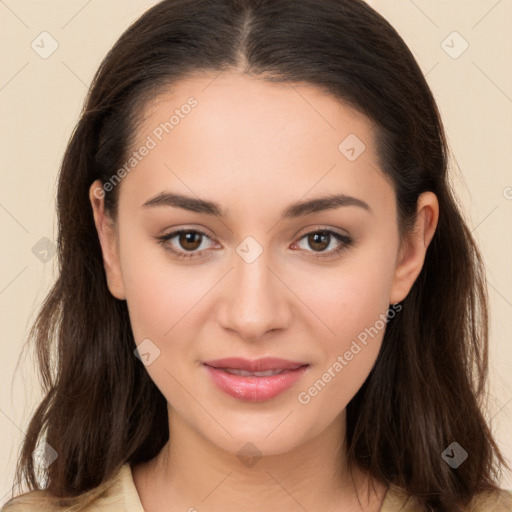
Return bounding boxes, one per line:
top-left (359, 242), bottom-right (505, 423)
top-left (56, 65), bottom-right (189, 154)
top-left (309, 232), bottom-right (329, 251)
top-left (179, 231), bottom-right (202, 250)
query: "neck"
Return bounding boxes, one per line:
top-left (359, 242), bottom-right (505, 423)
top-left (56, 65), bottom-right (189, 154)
top-left (133, 408), bottom-right (387, 512)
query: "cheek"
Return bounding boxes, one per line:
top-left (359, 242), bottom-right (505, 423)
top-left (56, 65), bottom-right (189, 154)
top-left (121, 220), bottom-right (398, 347)
top-left (118, 231), bottom-right (208, 343)
top-left (296, 243), bottom-right (397, 346)
top-left (293, 241), bottom-right (397, 407)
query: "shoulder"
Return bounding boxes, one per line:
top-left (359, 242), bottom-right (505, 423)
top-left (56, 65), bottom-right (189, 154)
top-left (382, 484), bottom-right (512, 511)
top-left (468, 488), bottom-right (512, 511)
top-left (1, 464), bottom-right (142, 512)
top-left (1, 489), bottom-right (56, 512)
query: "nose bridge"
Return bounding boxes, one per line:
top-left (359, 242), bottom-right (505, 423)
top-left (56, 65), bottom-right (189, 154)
top-left (218, 238), bottom-right (290, 340)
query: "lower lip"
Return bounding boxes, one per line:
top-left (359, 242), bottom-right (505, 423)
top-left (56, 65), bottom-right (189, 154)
top-left (203, 364), bottom-right (309, 402)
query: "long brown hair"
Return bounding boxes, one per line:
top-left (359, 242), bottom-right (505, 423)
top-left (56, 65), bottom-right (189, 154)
top-left (4, 1), bottom-right (508, 510)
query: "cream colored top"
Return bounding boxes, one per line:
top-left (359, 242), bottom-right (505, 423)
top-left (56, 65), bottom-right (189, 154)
top-left (2, 463), bottom-right (512, 511)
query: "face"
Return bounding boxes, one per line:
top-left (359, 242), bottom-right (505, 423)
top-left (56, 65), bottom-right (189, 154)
top-left (90, 72), bottom-right (437, 458)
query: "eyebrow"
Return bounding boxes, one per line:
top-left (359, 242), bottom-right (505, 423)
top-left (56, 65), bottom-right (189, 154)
top-left (141, 191), bottom-right (372, 218)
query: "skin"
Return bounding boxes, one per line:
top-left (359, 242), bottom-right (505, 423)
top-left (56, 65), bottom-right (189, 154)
top-left (89, 71), bottom-right (438, 512)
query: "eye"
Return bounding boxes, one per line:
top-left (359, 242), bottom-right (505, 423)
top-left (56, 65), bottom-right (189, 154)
top-left (156, 229), bottom-right (217, 260)
top-left (156, 227), bottom-right (353, 262)
top-left (292, 228), bottom-right (353, 259)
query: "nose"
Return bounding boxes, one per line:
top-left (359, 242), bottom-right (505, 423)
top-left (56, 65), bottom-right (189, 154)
top-left (217, 246), bottom-right (292, 342)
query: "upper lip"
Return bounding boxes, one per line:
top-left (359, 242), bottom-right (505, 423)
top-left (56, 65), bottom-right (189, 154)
top-left (203, 357), bottom-right (308, 372)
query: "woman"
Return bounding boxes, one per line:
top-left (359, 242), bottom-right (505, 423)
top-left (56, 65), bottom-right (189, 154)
top-left (2, 0), bottom-right (511, 510)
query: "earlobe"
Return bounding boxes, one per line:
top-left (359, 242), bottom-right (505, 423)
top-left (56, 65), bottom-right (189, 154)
top-left (89, 180), bottom-right (126, 300)
top-left (389, 191), bottom-right (439, 304)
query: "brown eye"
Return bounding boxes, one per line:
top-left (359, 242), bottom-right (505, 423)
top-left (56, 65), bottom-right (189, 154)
top-left (156, 228), bottom-right (217, 261)
top-left (307, 232), bottom-right (330, 251)
top-left (294, 228), bottom-right (353, 259)
top-left (179, 231), bottom-right (203, 251)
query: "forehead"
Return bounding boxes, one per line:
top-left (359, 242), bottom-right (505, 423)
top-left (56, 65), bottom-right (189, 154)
top-left (121, 71), bottom-right (393, 218)
top-left (136, 71), bottom-right (376, 155)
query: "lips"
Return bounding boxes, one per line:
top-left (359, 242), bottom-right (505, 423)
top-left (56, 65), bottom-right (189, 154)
top-left (203, 357), bottom-right (307, 373)
top-left (202, 357), bottom-right (310, 402)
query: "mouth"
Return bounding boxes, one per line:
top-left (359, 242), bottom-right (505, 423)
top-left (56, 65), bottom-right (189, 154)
top-left (202, 357), bottom-right (310, 402)
top-left (215, 368), bottom-right (291, 377)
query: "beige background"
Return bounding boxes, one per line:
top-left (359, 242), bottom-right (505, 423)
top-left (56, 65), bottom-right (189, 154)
top-left (0, 0), bottom-right (511, 503)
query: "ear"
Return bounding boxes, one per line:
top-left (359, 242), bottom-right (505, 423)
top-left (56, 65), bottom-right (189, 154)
top-left (89, 180), bottom-right (126, 300)
top-left (389, 191), bottom-right (439, 304)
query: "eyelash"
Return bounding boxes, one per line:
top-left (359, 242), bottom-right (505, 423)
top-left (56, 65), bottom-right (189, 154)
top-left (156, 227), bottom-right (353, 261)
